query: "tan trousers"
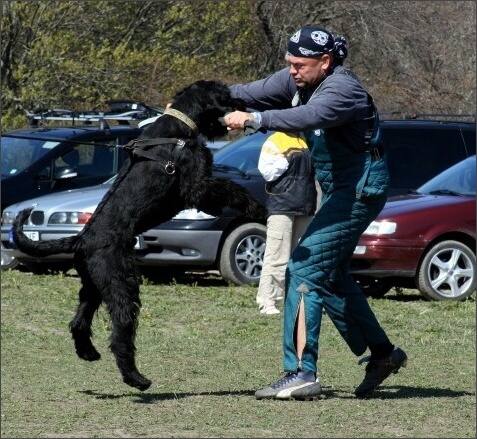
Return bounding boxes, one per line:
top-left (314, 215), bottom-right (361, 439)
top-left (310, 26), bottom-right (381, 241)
top-left (256, 214), bottom-right (313, 309)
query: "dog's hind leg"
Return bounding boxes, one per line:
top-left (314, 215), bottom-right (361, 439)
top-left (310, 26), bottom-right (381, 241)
top-left (103, 262), bottom-right (152, 391)
top-left (69, 261), bottom-right (102, 361)
top-left (69, 284), bottom-right (102, 361)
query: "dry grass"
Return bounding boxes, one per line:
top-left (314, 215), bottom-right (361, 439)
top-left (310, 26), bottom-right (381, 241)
top-left (1, 269), bottom-right (475, 438)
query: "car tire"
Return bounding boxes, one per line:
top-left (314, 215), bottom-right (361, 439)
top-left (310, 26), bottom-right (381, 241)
top-left (219, 223), bottom-right (266, 286)
top-left (418, 240), bottom-right (476, 301)
top-left (1, 243), bottom-right (19, 271)
top-left (354, 274), bottom-right (394, 298)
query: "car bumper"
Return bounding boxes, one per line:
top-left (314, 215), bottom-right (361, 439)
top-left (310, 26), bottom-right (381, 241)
top-left (1, 224), bottom-right (224, 268)
top-left (1, 228), bottom-right (80, 263)
top-left (134, 228), bottom-right (222, 266)
top-left (351, 239), bottom-right (424, 278)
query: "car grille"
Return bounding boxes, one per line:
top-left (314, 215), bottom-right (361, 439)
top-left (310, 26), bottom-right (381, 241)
top-left (30, 211), bottom-right (45, 225)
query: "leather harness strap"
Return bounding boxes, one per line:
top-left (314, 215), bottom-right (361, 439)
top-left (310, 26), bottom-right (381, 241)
top-left (122, 138), bottom-right (188, 175)
top-left (122, 109), bottom-right (198, 175)
top-left (77, 135), bottom-right (191, 239)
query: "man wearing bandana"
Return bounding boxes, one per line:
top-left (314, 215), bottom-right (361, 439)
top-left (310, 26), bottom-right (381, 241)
top-left (225, 25), bottom-right (408, 400)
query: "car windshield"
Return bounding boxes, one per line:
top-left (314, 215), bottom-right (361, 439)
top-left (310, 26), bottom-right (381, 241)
top-left (417, 155), bottom-right (476, 196)
top-left (1, 136), bottom-right (60, 177)
top-left (213, 132), bottom-right (268, 176)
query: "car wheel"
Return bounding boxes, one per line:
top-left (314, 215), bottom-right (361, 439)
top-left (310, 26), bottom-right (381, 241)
top-left (1, 243), bottom-right (19, 270)
top-left (418, 240), bottom-right (476, 301)
top-left (219, 223), bottom-right (266, 286)
top-left (354, 275), bottom-right (394, 298)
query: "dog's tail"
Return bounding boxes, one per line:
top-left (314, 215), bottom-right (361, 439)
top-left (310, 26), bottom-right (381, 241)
top-left (12, 208), bottom-right (79, 257)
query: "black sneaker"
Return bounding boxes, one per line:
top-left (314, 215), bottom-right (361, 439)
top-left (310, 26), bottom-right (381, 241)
top-left (354, 346), bottom-right (408, 398)
top-left (255, 371), bottom-right (321, 400)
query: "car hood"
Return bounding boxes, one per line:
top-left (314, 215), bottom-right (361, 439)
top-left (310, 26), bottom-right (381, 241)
top-left (4, 170), bottom-right (265, 217)
top-left (4, 183), bottom-right (111, 213)
top-left (378, 193), bottom-right (474, 218)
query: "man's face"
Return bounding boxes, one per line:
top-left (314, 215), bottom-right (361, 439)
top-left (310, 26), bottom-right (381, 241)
top-left (285, 54), bottom-right (331, 89)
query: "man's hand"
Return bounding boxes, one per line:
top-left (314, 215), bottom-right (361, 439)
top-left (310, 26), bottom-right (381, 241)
top-left (223, 111), bottom-right (254, 130)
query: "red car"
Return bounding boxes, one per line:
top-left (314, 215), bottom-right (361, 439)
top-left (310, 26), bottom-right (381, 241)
top-left (352, 155), bottom-right (476, 301)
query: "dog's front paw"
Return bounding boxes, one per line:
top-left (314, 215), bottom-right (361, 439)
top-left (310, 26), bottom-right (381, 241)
top-left (247, 201), bottom-right (268, 221)
top-left (196, 201), bottom-right (223, 217)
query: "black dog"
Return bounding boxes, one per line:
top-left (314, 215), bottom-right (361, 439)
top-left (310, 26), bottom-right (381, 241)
top-left (12, 80), bottom-right (267, 391)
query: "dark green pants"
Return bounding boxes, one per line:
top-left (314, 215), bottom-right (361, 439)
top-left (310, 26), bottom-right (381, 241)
top-left (282, 158), bottom-right (390, 374)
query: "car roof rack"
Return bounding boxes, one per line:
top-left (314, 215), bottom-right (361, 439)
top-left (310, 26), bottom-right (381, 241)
top-left (26, 100), bottom-right (164, 127)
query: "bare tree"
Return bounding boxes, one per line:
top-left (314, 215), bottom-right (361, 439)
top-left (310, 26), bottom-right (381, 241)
top-left (1, 0), bottom-right (475, 129)
top-left (240, 1), bottom-right (476, 116)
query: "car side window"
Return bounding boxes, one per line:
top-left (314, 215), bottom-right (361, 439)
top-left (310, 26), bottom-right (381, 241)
top-left (383, 127), bottom-right (469, 192)
top-left (80, 141), bottom-right (117, 176)
top-left (53, 142), bottom-right (117, 178)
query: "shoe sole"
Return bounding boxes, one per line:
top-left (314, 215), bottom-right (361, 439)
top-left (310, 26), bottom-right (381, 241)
top-left (276, 382), bottom-right (322, 401)
top-left (255, 394), bottom-right (319, 401)
top-left (259, 308), bottom-right (280, 315)
top-left (256, 382), bottom-right (321, 400)
top-left (256, 394), bottom-right (320, 401)
top-left (355, 357), bottom-right (408, 398)
top-left (276, 396), bottom-right (319, 401)
top-left (277, 394), bottom-right (321, 401)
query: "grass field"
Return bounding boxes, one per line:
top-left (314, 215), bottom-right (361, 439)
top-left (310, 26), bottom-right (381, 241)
top-left (1, 268), bottom-right (475, 438)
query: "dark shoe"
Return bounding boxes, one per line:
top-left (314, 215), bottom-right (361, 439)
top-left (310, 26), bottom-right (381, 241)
top-left (354, 346), bottom-right (408, 398)
top-left (255, 371), bottom-right (321, 400)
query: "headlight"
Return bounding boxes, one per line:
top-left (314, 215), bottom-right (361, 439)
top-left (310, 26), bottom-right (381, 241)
top-left (173, 208), bottom-right (215, 220)
top-left (1, 211), bottom-right (17, 225)
top-left (363, 221), bottom-right (397, 235)
top-left (48, 212), bottom-right (92, 225)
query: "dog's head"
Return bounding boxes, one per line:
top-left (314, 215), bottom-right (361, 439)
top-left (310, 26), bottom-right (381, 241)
top-left (172, 80), bottom-right (246, 140)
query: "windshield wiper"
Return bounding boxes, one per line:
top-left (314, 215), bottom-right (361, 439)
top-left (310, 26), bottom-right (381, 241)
top-left (428, 189), bottom-right (463, 196)
top-left (213, 164), bottom-right (250, 179)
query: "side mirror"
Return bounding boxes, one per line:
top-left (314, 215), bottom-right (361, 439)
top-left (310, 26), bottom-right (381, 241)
top-left (54, 167), bottom-right (78, 179)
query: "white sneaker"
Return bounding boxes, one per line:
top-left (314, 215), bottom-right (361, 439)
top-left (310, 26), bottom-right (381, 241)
top-left (260, 304), bottom-right (280, 315)
top-left (255, 371), bottom-right (321, 400)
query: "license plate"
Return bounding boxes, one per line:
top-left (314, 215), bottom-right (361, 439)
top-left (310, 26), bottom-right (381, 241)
top-left (24, 231), bottom-right (40, 241)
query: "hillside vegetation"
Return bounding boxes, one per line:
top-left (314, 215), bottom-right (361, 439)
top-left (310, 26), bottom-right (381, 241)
top-left (2, 1), bottom-right (475, 130)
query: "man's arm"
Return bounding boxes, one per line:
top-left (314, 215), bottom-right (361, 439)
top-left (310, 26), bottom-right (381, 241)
top-left (227, 73), bottom-right (368, 133)
top-left (229, 68), bottom-right (296, 111)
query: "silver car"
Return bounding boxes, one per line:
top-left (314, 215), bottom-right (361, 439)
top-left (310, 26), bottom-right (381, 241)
top-left (1, 135), bottom-right (268, 285)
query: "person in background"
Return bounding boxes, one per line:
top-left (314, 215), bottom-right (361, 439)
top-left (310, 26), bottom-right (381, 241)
top-left (256, 131), bottom-right (319, 315)
top-left (224, 24), bottom-right (407, 400)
